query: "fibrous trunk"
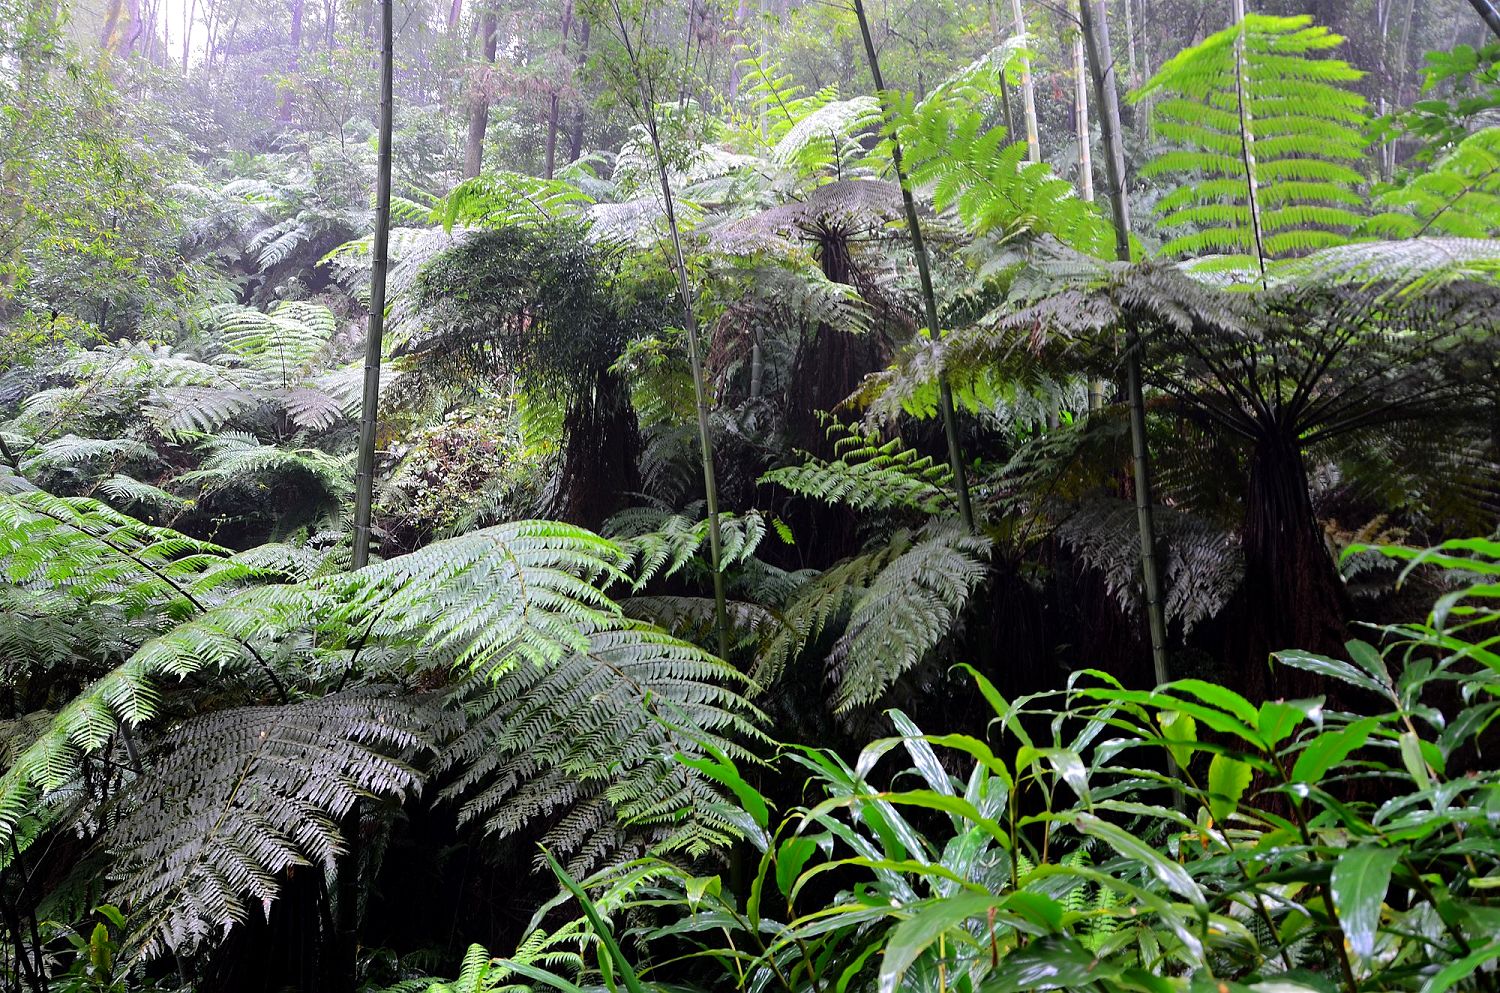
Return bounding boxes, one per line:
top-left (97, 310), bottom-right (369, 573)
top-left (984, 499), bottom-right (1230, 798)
top-left (1239, 434), bottom-right (1349, 696)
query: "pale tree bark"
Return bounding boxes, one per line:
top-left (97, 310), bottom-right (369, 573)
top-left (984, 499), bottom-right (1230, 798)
top-left (1122, 0), bottom-right (1138, 86)
top-left (1078, 0), bottom-right (1171, 691)
top-left (182, 0), bottom-right (198, 69)
top-left (1011, 0), bottom-right (1041, 162)
top-left (279, 0), bottom-right (305, 121)
top-left (543, 0), bottom-right (575, 179)
top-left (463, 5), bottom-right (499, 178)
top-left (448, 0), bottom-right (464, 34)
top-left (1072, 1), bottom-right (1094, 202)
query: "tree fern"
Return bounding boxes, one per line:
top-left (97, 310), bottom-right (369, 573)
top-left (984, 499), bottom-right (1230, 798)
top-left (758, 521), bottom-right (990, 712)
top-left (1133, 14), bottom-right (1369, 270)
top-left (438, 620), bottom-right (764, 873)
top-left (892, 50), bottom-right (1111, 254)
top-left (207, 301), bottom-right (337, 389)
top-left (1364, 127), bottom-right (1500, 239)
top-left (107, 690), bottom-right (435, 959)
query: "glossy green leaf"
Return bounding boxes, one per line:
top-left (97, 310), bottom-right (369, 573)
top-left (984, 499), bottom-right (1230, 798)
top-left (1330, 844), bottom-right (1399, 964)
top-left (1289, 717), bottom-right (1378, 783)
top-left (1207, 754), bottom-right (1254, 822)
top-left (1074, 812), bottom-right (1205, 909)
top-left (981, 935), bottom-right (1123, 992)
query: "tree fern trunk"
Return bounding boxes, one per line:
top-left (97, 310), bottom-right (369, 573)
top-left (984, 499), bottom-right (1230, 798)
top-left (1241, 434), bottom-right (1349, 697)
top-left (851, 0), bottom-right (976, 533)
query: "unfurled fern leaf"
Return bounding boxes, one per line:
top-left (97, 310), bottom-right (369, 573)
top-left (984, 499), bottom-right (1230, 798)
top-left (107, 690), bottom-right (434, 959)
top-left (1364, 127), bottom-right (1500, 239)
top-left (1133, 14), bottom-right (1369, 269)
top-left (439, 621), bottom-right (764, 872)
top-left (441, 171), bottom-right (594, 232)
top-left (208, 301), bottom-right (337, 386)
top-left (760, 428), bottom-right (956, 515)
top-left (604, 506), bottom-right (768, 589)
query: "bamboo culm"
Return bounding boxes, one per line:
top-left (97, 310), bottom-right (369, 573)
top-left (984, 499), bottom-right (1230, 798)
top-left (851, 0), bottom-right (976, 533)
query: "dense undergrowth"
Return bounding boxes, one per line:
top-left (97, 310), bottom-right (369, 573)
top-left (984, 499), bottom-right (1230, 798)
top-left (4, 0), bottom-right (1500, 990)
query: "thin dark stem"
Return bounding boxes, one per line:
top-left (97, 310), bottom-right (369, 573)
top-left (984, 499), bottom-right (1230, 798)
top-left (849, 0), bottom-right (976, 533)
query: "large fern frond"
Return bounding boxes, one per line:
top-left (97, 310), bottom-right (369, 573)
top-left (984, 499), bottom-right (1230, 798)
top-left (107, 690), bottom-right (434, 959)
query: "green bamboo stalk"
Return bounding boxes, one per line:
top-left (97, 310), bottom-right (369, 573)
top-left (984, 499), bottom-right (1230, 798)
top-left (351, 0), bottom-right (394, 572)
top-left (850, 0), bottom-right (976, 533)
top-left (605, 0), bottom-right (731, 660)
top-left (1078, 0), bottom-right (1169, 688)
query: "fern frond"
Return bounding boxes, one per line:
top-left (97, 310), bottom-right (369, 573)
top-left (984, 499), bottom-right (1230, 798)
top-left (107, 689), bottom-right (435, 959)
top-left (760, 428), bottom-right (956, 515)
top-left (439, 621), bottom-right (764, 871)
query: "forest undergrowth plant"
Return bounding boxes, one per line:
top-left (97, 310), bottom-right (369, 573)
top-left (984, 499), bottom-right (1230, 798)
top-left (460, 534), bottom-right (1500, 993)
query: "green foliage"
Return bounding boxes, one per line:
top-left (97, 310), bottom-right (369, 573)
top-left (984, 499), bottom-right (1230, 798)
top-left (891, 45), bottom-right (1112, 254)
top-left (1134, 15), bottom-right (1369, 268)
top-left (1365, 127), bottom-right (1500, 238)
top-left (760, 425), bottom-right (956, 515)
top-left (488, 539), bottom-right (1500, 993)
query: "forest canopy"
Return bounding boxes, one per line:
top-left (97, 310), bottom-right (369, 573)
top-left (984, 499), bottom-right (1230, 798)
top-left (3, 0), bottom-right (1500, 990)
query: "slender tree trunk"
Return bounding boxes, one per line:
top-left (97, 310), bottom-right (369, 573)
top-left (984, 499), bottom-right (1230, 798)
top-left (1231, 0), bottom-right (1268, 276)
top-left (1011, 0), bottom-right (1041, 162)
top-left (605, 0), bottom-right (731, 660)
top-left (463, 6), bottom-right (498, 178)
top-left (182, 0), bottom-right (199, 69)
top-left (1079, 0), bottom-right (1171, 688)
top-left (1468, 0), bottom-right (1500, 40)
top-left (852, 0), bottom-right (976, 532)
top-left (279, 0), bottom-right (304, 121)
top-left (544, 0), bottom-right (575, 179)
top-left (340, 4), bottom-right (391, 990)
top-left (1072, 2), bottom-right (1094, 202)
top-left (325, 0), bottom-right (336, 50)
top-left (217, 0), bottom-right (245, 75)
top-left (567, 17), bottom-right (591, 163)
top-left (1122, 0), bottom-right (1138, 86)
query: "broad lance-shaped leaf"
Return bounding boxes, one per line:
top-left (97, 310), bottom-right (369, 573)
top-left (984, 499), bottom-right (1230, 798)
top-left (1331, 845), bottom-right (1399, 965)
top-left (1207, 754), bottom-right (1253, 822)
top-left (1074, 812), bottom-right (1206, 909)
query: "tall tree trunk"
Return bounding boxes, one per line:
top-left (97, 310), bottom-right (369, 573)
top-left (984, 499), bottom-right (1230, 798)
top-left (1011, 0), bottom-right (1041, 162)
top-left (566, 17), bottom-right (591, 163)
top-left (182, 0), bottom-right (198, 69)
top-left (604, 0), bottom-right (732, 660)
top-left (463, 7), bottom-right (498, 178)
top-left (448, 0), bottom-right (464, 33)
top-left (1072, 1), bottom-right (1093, 202)
top-left (543, 0), bottom-right (575, 179)
top-left (279, 0), bottom-right (304, 120)
top-left (1122, 0), bottom-right (1138, 86)
top-left (852, 0), bottom-right (976, 532)
top-left (1079, 0), bottom-right (1171, 688)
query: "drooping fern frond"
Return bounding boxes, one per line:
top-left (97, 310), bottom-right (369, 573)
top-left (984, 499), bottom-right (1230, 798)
top-left (441, 171), bottom-right (594, 232)
top-left (758, 522), bottom-right (990, 712)
top-left (603, 506), bottom-right (769, 589)
top-left (1133, 14), bottom-right (1369, 269)
top-left (107, 690), bottom-right (435, 960)
top-left (206, 301), bottom-right (337, 388)
top-left (175, 432), bottom-right (352, 503)
top-left (893, 63), bottom-right (1110, 253)
top-left (439, 620), bottom-right (764, 873)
